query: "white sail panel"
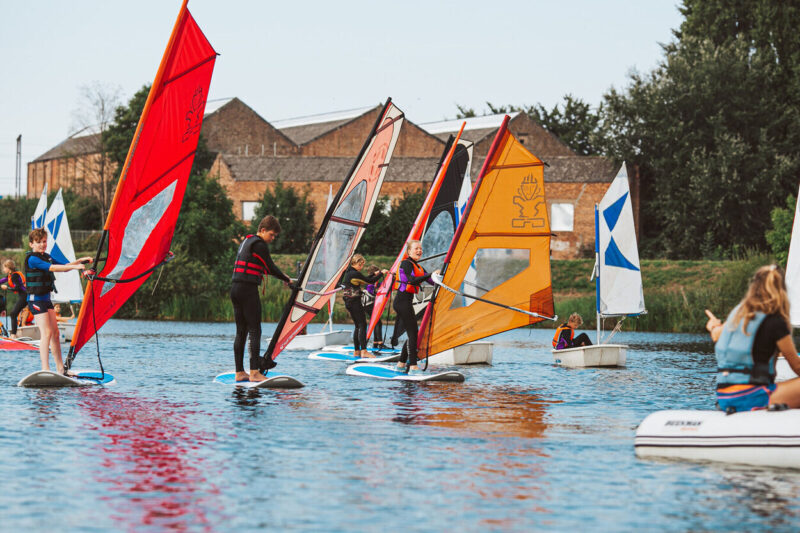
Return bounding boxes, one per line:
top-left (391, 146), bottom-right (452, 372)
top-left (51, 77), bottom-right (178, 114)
top-left (45, 189), bottom-right (83, 303)
top-left (32, 184), bottom-right (48, 229)
top-left (785, 185), bottom-right (800, 326)
top-left (598, 163), bottom-right (645, 316)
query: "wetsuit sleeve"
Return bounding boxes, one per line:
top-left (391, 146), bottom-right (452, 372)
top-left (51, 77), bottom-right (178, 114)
top-left (0, 276), bottom-right (7, 284)
top-left (27, 256), bottom-right (53, 271)
top-left (252, 240), bottom-right (290, 283)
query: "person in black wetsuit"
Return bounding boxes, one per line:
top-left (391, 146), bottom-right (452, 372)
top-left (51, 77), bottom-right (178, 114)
top-left (361, 264), bottom-right (386, 349)
top-left (393, 239), bottom-right (439, 375)
top-left (231, 215), bottom-right (292, 383)
top-left (1, 259), bottom-right (27, 339)
top-left (342, 255), bottom-right (387, 358)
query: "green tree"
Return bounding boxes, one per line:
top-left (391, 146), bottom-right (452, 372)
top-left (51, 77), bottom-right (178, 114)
top-left (386, 188), bottom-right (425, 250)
top-left (0, 197), bottom-right (37, 248)
top-left (526, 95), bottom-right (603, 156)
top-left (358, 196), bottom-right (392, 254)
top-left (250, 179), bottom-right (315, 254)
top-left (596, 0), bottom-right (800, 258)
top-left (766, 194), bottom-right (796, 267)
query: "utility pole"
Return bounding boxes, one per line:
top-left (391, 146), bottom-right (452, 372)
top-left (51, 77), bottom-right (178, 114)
top-left (15, 135), bottom-right (21, 198)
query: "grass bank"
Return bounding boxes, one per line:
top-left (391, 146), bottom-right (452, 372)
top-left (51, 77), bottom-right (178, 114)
top-left (0, 249), bottom-right (773, 333)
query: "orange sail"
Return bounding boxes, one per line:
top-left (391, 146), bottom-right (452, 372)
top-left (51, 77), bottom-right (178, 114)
top-left (67, 0), bottom-right (217, 366)
top-left (419, 116), bottom-right (555, 358)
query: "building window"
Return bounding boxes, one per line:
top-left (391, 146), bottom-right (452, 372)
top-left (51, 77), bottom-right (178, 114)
top-left (242, 201), bottom-right (260, 222)
top-left (551, 202), bottom-right (574, 232)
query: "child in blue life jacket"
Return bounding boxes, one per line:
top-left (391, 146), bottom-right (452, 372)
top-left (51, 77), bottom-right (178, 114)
top-left (552, 313), bottom-right (592, 350)
top-left (25, 228), bottom-right (92, 373)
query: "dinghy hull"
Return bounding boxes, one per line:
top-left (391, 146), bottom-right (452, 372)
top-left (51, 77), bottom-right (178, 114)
top-left (552, 344), bottom-right (626, 368)
top-left (635, 409), bottom-right (800, 468)
top-left (427, 341), bottom-right (493, 366)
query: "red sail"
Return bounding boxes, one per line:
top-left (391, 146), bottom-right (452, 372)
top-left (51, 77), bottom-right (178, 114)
top-left (69, 1), bottom-right (217, 357)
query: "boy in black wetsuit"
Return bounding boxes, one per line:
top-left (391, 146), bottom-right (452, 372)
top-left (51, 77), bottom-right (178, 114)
top-left (342, 256), bottom-right (387, 357)
top-left (231, 215), bottom-right (292, 382)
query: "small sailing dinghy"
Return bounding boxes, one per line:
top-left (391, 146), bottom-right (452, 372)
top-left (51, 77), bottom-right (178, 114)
top-left (635, 409), bottom-right (800, 468)
top-left (635, 188), bottom-right (800, 467)
top-left (254, 98), bottom-right (403, 384)
top-left (553, 163), bottom-right (645, 368)
top-left (415, 116), bottom-right (557, 373)
top-left (27, 0), bottom-right (218, 388)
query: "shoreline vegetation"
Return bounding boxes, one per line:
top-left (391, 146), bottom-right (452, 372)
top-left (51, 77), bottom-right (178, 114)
top-left (0, 250), bottom-right (771, 333)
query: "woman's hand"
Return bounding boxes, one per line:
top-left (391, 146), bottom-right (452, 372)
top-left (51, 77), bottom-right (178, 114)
top-left (381, 269), bottom-right (388, 275)
top-left (0, 284), bottom-right (7, 290)
top-left (705, 309), bottom-right (723, 342)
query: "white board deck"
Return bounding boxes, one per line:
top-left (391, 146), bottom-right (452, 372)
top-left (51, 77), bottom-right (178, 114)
top-left (214, 372), bottom-right (304, 389)
top-left (346, 363), bottom-right (465, 382)
top-left (18, 369), bottom-right (116, 387)
top-left (635, 409), bottom-right (800, 468)
top-left (552, 344), bottom-right (626, 368)
top-left (267, 329), bottom-right (351, 351)
top-left (308, 351), bottom-right (400, 363)
top-left (322, 344), bottom-right (402, 355)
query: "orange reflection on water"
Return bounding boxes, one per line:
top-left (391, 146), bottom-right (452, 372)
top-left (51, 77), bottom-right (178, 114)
top-left (78, 389), bottom-right (220, 532)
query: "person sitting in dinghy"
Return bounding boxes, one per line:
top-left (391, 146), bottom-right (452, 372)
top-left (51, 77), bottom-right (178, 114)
top-left (394, 240), bottom-right (439, 375)
top-left (552, 313), bottom-right (593, 350)
top-left (706, 264), bottom-right (800, 412)
top-left (25, 228), bottom-right (92, 375)
top-left (342, 255), bottom-right (388, 358)
top-left (231, 215), bottom-right (292, 383)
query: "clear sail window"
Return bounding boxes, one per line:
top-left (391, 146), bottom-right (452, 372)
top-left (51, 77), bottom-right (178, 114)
top-left (550, 202), bottom-right (574, 232)
top-left (450, 248), bottom-right (530, 308)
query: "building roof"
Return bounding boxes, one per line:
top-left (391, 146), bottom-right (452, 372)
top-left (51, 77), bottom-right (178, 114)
top-left (274, 105), bottom-right (380, 145)
top-left (420, 112), bottom-right (522, 144)
top-left (32, 132), bottom-right (102, 162)
top-left (219, 154), bottom-right (441, 183)
top-left (204, 97), bottom-right (236, 116)
top-left (543, 156), bottom-right (618, 183)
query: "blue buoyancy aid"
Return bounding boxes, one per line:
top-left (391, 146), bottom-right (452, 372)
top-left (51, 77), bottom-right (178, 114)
top-left (715, 306), bottom-right (775, 386)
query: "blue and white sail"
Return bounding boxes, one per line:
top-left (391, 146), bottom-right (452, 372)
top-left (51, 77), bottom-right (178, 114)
top-left (31, 184), bottom-right (48, 229)
top-left (785, 184), bottom-right (800, 326)
top-left (595, 163), bottom-right (645, 317)
top-left (45, 189), bottom-right (83, 303)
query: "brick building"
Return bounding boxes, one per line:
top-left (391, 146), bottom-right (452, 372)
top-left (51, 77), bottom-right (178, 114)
top-left (28, 98), bottom-right (635, 259)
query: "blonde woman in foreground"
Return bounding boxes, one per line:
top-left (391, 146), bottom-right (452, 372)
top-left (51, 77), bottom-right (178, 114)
top-left (706, 265), bottom-right (800, 412)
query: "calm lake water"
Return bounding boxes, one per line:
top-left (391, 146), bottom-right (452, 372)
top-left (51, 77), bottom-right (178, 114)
top-left (2, 321), bottom-right (800, 532)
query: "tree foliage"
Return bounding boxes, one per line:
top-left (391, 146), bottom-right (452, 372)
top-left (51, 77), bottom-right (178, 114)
top-left (596, 0), bottom-right (800, 258)
top-left (358, 189), bottom-right (425, 256)
top-left (250, 180), bottom-right (316, 254)
top-left (766, 194), bottom-right (796, 268)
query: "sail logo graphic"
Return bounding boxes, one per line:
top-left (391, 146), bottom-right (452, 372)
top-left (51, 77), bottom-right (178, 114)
top-left (182, 86), bottom-right (205, 142)
top-left (366, 142), bottom-right (389, 183)
top-left (511, 174), bottom-right (546, 228)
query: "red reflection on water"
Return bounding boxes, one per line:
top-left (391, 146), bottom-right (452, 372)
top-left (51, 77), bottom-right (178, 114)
top-left (78, 389), bottom-right (220, 532)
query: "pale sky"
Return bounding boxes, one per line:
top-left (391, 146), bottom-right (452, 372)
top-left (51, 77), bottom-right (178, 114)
top-left (0, 0), bottom-right (683, 196)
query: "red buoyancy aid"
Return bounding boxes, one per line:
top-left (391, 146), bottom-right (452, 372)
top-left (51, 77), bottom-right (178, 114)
top-left (231, 235), bottom-right (271, 284)
top-left (7, 271), bottom-right (26, 292)
top-left (392, 260), bottom-right (426, 294)
top-left (552, 323), bottom-right (574, 349)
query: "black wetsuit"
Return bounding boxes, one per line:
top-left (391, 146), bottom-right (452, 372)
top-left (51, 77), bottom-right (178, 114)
top-left (2, 272), bottom-right (27, 335)
top-left (393, 258), bottom-right (432, 367)
top-left (230, 235), bottom-right (289, 373)
top-left (342, 266), bottom-right (382, 351)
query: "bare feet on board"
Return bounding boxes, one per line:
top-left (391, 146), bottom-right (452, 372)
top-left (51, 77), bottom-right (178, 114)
top-left (235, 371), bottom-right (250, 382)
top-left (249, 370), bottom-right (267, 382)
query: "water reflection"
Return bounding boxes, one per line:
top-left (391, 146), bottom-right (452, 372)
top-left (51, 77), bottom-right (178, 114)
top-left (713, 465), bottom-right (800, 524)
top-left (77, 389), bottom-right (221, 531)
